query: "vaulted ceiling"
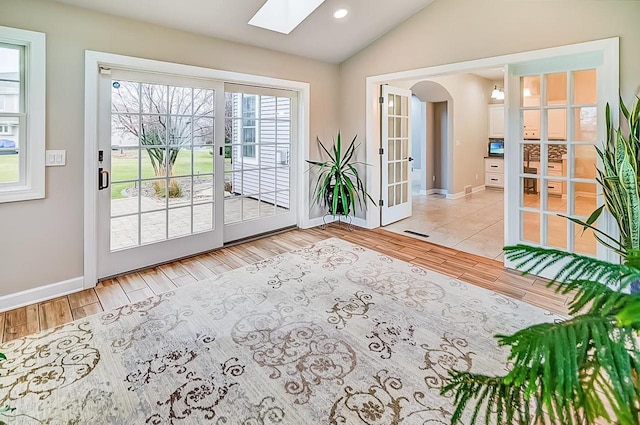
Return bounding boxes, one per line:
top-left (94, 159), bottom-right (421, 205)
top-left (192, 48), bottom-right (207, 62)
top-left (48, 0), bottom-right (434, 63)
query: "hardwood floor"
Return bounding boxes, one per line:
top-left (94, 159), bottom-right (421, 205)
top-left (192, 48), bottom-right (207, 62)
top-left (0, 226), bottom-right (571, 343)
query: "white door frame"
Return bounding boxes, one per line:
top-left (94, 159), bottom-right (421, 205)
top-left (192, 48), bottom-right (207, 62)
top-left (364, 37), bottom-right (619, 262)
top-left (84, 51), bottom-right (310, 288)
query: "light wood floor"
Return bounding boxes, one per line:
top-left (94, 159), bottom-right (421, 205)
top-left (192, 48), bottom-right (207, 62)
top-left (0, 226), bottom-right (571, 343)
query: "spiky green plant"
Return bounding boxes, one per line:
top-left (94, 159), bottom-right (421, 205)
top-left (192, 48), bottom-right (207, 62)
top-left (563, 97), bottom-right (640, 268)
top-left (443, 97), bottom-right (640, 424)
top-left (306, 132), bottom-right (375, 217)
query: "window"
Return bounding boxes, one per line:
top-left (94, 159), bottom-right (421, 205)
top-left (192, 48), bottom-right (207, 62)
top-left (241, 95), bottom-right (257, 158)
top-left (0, 26), bottom-right (45, 203)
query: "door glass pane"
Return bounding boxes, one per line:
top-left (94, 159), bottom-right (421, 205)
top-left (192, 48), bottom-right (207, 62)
top-left (193, 203), bottom-right (213, 232)
top-left (140, 115), bottom-right (167, 145)
top-left (523, 143), bottom-right (540, 172)
top-left (141, 211), bottom-right (167, 244)
top-left (141, 179), bottom-right (167, 212)
top-left (545, 73), bottom-right (567, 105)
top-left (141, 84), bottom-right (167, 114)
top-left (242, 197), bottom-right (260, 221)
top-left (388, 117), bottom-right (394, 138)
top-left (522, 211), bottom-right (540, 244)
top-left (388, 186), bottom-right (395, 207)
top-left (112, 115), bottom-right (139, 146)
top-left (546, 214), bottom-right (567, 249)
top-left (141, 148), bottom-right (167, 179)
top-left (574, 145), bottom-right (597, 179)
top-left (573, 70), bottom-right (597, 104)
top-left (275, 191), bottom-right (290, 213)
top-left (547, 109), bottom-right (567, 141)
top-left (521, 76), bottom-right (540, 106)
top-left (522, 110), bottom-right (540, 140)
top-left (546, 180), bottom-right (566, 213)
top-left (388, 163), bottom-right (395, 184)
top-left (573, 107), bottom-right (597, 142)
top-left (521, 178), bottom-right (540, 208)
top-left (388, 139), bottom-right (394, 160)
top-left (112, 80), bottom-right (139, 113)
top-left (111, 216), bottom-right (138, 251)
top-left (546, 144), bottom-right (566, 175)
top-left (111, 148), bottom-right (140, 184)
top-left (168, 207), bottom-right (192, 238)
top-left (194, 175), bottom-right (214, 204)
top-left (574, 182), bottom-right (598, 216)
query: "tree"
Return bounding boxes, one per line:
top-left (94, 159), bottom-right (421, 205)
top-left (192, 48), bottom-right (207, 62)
top-left (111, 81), bottom-right (214, 197)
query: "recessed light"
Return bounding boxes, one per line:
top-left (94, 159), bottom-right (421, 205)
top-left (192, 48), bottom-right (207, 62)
top-left (334, 8), bottom-right (348, 19)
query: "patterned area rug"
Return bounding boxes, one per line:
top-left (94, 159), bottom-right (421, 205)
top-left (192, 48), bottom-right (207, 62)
top-left (0, 238), bottom-right (559, 424)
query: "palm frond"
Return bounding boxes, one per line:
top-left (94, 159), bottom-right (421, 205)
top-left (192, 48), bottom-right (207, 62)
top-left (504, 244), bottom-right (639, 290)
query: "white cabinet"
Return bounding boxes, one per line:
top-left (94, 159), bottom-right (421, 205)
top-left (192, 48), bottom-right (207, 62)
top-left (548, 101), bottom-right (567, 140)
top-left (488, 105), bottom-right (504, 138)
top-left (485, 157), bottom-right (504, 188)
top-left (525, 160), bottom-right (564, 195)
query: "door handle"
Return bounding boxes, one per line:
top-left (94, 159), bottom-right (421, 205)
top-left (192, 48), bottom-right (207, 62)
top-left (408, 157), bottom-right (414, 162)
top-left (98, 168), bottom-right (110, 190)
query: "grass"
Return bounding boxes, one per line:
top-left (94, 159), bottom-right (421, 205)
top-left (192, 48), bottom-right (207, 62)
top-left (0, 154), bottom-right (19, 183)
top-left (111, 148), bottom-right (216, 199)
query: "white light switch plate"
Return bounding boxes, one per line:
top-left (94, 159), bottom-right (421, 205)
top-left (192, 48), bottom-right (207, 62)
top-left (45, 150), bottom-right (66, 166)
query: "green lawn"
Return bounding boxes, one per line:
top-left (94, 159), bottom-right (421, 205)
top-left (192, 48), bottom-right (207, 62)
top-left (0, 154), bottom-right (19, 183)
top-left (111, 148), bottom-right (217, 199)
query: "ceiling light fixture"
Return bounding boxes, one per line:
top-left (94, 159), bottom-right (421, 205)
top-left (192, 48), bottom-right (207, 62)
top-left (333, 8), bottom-right (348, 19)
top-left (249, 0), bottom-right (325, 34)
top-left (491, 85), bottom-right (504, 100)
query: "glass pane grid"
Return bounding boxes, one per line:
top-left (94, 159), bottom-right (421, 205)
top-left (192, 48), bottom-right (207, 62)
top-left (110, 80), bottom-right (216, 252)
top-left (518, 68), bottom-right (598, 254)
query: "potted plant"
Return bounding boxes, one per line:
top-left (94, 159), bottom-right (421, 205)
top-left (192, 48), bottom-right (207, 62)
top-left (443, 97), bottom-right (640, 424)
top-left (306, 132), bottom-right (374, 218)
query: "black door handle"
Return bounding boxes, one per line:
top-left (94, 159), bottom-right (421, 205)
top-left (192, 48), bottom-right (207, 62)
top-left (98, 168), bottom-right (110, 190)
top-left (408, 157), bottom-right (414, 162)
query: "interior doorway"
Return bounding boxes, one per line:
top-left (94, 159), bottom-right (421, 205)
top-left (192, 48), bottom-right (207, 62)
top-left (366, 38), bottom-right (619, 272)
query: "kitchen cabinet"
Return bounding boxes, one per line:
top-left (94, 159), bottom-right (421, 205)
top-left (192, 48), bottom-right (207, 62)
top-left (485, 157), bottom-right (504, 188)
top-left (523, 95), bottom-right (540, 140)
top-left (488, 105), bottom-right (504, 138)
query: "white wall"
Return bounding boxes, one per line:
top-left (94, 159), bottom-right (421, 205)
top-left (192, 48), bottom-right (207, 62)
top-left (0, 0), bottom-right (339, 297)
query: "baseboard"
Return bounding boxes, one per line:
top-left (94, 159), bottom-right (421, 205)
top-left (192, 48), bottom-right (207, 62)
top-left (446, 185), bottom-right (486, 200)
top-left (0, 277), bottom-right (84, 313)
top-left (426, 189), bottom-right (447, 195)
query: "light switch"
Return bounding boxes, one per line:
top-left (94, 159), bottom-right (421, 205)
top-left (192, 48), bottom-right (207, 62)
top-left (45, 150), bottom-right (66, 166)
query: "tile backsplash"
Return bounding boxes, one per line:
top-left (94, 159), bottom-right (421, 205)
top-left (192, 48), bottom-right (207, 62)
top-left (523, 144), bottom-right (566, 162)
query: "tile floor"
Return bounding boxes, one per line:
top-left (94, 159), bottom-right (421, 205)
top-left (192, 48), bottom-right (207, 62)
top-left (385, 188), bottom-right (598, 261)
top-left (385, 190), bottom-right (506, 260)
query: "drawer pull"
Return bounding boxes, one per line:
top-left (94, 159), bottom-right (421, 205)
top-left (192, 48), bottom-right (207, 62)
top-left (491, 179), bottom-right (498, 181)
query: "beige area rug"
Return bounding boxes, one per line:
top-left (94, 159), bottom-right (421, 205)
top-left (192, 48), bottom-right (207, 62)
top-left (0, 238), bottom-right (560, 424)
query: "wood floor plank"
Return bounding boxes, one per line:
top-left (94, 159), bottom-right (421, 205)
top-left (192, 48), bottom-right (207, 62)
top-left (172, 274), bottom-right (198, 287)
top-left (0, 313), bottom-right (5, 343)
top-left (71, 303), bottom-right (104, 320)
top-left (68, 289), bottom-right (99, 310)
top-left (198, 253), bottom-right (233, 275)
top-left (180, 257), bottom-right (216, 280)
top-left (95, 278), bottom-right (130, 311)
top-left (4, 305), bottom-right (39, 342)
top-left (158, 262), bottom-right (190, 280)
top-left (39, 297), bottom-right (73, 330)
top-left (126, 287), bottom-right (156, 303)
top-left (140, 268), bottom-right (177, 295)
top-left (116, 272), bottom-right (148, 293)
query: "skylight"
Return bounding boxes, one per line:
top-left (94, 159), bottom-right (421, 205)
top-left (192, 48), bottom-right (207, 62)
top-left (248, 0), bottom-right (326, 34)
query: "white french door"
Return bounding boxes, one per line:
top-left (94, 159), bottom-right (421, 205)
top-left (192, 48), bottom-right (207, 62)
top-left (505, 51), bottom-right (618, 276)
top-left (381, 85), bottom-right (412, 226)
top-left (97, 69), bottom-right (225, 278)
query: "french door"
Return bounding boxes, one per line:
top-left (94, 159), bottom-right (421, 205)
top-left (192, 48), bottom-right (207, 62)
top-left (505, 52), bottom-right (617, 276)
top-left (96, 71), bottom-right (297, 279)
top-left (381, 85), bottom-right (412, 226)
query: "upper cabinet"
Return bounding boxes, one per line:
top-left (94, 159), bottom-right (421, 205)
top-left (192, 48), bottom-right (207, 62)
top-left (488, 104), bottom-right (504, 138)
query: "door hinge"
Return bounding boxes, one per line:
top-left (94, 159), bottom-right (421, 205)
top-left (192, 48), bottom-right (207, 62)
top-left (379, 199), bottom-right (384, 207)
top-left (379, 148), bottom-right (384, 155)
top-left (379, 96), bottom-right (384, 104)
